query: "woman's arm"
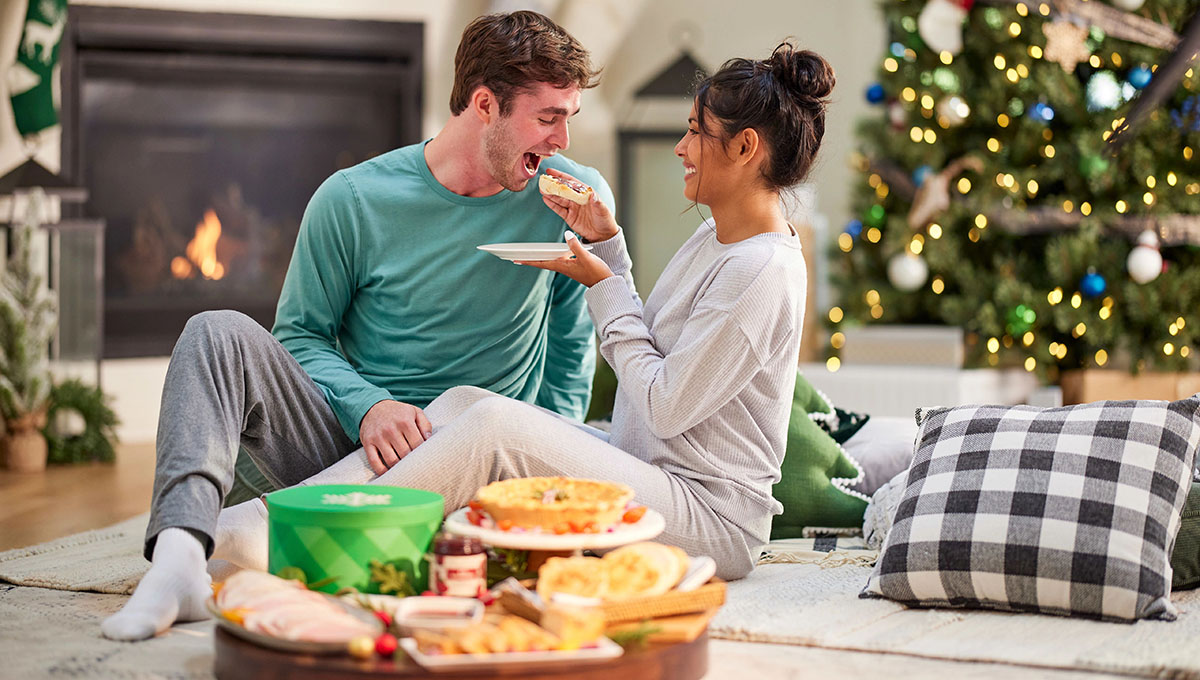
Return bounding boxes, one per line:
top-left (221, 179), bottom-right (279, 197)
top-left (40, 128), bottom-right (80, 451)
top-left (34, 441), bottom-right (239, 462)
top-left (588, 259), bottom-right (797, 439)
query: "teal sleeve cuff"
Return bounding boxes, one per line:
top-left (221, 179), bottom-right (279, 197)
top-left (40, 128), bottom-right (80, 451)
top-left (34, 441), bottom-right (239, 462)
top-left (334, 387), bottom-right (394, 443)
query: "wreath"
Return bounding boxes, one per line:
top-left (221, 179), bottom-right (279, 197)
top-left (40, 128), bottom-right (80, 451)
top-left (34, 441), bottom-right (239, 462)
top-left (42, 378), bottom-right (119, 464)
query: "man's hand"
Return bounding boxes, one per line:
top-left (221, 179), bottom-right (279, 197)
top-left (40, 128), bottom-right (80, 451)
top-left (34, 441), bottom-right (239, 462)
top-left (540, 168), bottom-right (620, 243)
top-left (516, 231), bottom-right (614, 287)
top-left (359, 400), bottom-right (432, 475)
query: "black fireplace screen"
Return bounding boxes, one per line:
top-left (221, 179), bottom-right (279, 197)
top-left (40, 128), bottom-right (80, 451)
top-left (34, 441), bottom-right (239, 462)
top-left (63, 7), bottom-right (422, 358)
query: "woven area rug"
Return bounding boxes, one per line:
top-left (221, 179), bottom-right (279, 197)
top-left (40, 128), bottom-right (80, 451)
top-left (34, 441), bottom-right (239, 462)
top-left (4, 516), bottom-right (1200, 678)
top-left (0, 513), bottom-right (151, 594)
top-left (712, 559), bottom-right (1200, 679)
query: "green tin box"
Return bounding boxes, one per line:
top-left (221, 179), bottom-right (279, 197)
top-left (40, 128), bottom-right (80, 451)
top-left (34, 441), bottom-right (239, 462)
top-left (266, 484), bottom-right (443, 595)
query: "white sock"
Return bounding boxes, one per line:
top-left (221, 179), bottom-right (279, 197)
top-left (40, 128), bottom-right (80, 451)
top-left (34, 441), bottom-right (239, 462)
top-left (101, 527), bottom-right (212, 641)
top-left (211, 498), bottom-right (269, 571)
top-left (297, 447), bottom-right (378, 486)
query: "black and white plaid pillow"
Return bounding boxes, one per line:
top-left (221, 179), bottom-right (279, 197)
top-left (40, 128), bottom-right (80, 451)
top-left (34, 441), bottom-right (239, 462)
top-left (862, 396), bottom-right (1200, 622)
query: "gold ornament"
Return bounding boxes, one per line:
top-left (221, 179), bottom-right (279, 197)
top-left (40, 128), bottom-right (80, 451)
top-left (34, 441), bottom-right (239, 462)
top-left (1042, 21), bottom-right (1092, 73)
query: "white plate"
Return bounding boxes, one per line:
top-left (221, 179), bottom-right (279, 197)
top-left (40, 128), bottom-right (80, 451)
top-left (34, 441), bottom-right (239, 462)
top-left (399, 635), bottom-right (623, 671)
top-left (206, 595), bottom-right (382, 655)
top-left (477, 242), bottom-right (592, 261)
top-left (442, 507), bottom-right (664, 550)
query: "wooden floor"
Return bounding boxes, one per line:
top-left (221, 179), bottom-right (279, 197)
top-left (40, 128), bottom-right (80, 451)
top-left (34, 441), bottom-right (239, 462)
top-left (0, 441), bottom-right (157, 551)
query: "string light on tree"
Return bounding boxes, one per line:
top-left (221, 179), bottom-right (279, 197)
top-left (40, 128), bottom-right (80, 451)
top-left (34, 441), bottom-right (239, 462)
top-left (1127, 230), bottom-right (1163, 284)
top-left (1007, 304), bottom-right (1037, 335)
top-left (1110, 0), bottom-right (1145, 10)
top-left (1029, 101), bottom-right (1056, 122)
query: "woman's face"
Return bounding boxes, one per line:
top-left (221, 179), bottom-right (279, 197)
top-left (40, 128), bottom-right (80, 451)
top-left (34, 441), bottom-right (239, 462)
top-left (674, 102), bottom-right (732, 205)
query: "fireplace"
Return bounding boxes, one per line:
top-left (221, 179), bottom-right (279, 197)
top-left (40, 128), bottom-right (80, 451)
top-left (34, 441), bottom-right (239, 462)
top-left (61, 7), bottom-right (422, 358)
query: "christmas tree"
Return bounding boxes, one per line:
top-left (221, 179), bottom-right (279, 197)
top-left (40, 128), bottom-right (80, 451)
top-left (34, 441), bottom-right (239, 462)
top-left (831, 0), bottom-right (1200, 380)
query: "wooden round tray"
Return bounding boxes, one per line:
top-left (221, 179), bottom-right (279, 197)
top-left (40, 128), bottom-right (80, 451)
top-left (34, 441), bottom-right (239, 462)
top-left (213, 627), bottom-right (708, 679)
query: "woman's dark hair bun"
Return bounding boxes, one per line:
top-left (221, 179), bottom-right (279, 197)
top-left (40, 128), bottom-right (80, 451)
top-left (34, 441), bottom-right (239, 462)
top-left (693, 40), bottom-right (835, 190)
top-left (767, 42), bottom-right (835, 104)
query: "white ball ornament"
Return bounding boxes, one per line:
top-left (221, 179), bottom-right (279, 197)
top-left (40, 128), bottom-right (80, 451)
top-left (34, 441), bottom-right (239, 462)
top-left (918, 0), bottom-right (971, 56)
top-left (1110, 0), bottom-right (1145, 10)
top-left (1126, 230), bottom-right (1162, 284)
top-left (888, 252), bottom-right (929, 292)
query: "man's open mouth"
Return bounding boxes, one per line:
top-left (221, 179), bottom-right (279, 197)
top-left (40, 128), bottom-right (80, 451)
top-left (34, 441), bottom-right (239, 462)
top-left (524, 152), bottom-right (545, 175)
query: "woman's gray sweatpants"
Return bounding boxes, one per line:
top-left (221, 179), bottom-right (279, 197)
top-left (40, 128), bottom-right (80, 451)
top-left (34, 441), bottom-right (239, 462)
top-left (298, 385), bottom-right (762, 580)
top-left (145, 311), bottom-right (356, 560)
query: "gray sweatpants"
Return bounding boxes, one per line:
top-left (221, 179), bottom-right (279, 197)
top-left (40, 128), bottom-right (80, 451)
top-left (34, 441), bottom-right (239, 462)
top-left (298, 385), bottom-right (762, 580)
top-left (146, 311), bottom-right (355, 559)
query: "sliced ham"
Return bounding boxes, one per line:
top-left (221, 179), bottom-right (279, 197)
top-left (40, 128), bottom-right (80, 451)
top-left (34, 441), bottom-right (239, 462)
top-left (217, 570), bottom-right (376, 644)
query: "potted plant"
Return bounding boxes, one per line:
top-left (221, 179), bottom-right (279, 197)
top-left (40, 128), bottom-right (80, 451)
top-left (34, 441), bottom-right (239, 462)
top-left (0, 188), bottom-right (58, 472)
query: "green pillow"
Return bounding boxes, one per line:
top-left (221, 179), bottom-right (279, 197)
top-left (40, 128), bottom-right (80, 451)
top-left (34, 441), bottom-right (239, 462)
top-left (770, 373), bottom-right (870, 539)
top-left (1172, 482), bottom-right (1200, 590)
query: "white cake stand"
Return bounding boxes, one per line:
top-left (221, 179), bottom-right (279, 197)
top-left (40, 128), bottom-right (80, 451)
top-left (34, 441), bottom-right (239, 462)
top-left (442, 507), bottom-right (665, 551)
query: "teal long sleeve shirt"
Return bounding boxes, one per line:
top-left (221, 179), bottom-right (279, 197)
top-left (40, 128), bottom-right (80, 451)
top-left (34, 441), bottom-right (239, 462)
top-left (272, 141), bottom-right (613, 442)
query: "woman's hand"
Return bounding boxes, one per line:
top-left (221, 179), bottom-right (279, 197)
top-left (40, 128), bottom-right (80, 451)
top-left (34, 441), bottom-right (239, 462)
top-left (516, 231), bottom-right (614, 287)
top-left (541, 168), bottom-right (620, 243)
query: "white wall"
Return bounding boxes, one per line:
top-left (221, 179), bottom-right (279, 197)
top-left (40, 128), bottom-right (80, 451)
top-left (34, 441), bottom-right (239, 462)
top-left (1, 0), bottom-right (885, 441)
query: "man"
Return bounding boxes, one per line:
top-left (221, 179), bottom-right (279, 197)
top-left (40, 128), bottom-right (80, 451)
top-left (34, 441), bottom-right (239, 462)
top-left (101, 10), bottom-right (612, 641)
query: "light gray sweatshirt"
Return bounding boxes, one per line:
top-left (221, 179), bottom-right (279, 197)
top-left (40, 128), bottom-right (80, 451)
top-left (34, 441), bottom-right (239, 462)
top-left (585, 218), bottom-right (806, 542)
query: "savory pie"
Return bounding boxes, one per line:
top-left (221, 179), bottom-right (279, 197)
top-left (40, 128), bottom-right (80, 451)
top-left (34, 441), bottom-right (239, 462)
top-left (474, 476), bottom-right (634, 531)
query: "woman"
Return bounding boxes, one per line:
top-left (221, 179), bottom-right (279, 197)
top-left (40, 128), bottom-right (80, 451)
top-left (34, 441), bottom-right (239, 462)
top-left (218, 43), bottom-right (834, 580)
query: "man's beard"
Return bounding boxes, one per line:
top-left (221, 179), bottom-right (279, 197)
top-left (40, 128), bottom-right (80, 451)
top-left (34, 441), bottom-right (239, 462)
top-left (483, 117), bottom-right (530, 193)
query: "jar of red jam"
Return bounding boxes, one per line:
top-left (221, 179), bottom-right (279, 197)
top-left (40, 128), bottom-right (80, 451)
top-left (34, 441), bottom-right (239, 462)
top-left (427, 533), bottom-right (487, 598)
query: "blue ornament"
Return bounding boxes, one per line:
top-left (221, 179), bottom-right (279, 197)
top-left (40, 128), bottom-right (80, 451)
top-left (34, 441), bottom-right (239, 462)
top-left (912, 165), bottom-right (934, 187)
top-left (844, 219), bottom-right (863, 238)
top-left (1029, 102), bottom-right (1055, 123)
top-left (1128, 65), bottom-right (1152, 89)
top-left (865, 83), bottom-right (886, 104)
top-left (1080, 270), bottom-right (1107, 298)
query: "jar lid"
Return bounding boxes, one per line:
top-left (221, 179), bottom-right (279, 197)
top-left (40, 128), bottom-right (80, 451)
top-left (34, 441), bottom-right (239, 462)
top-left (433, 532), bottom-right (484, 554)
top-left (266, 484), bottom-right (444, 529)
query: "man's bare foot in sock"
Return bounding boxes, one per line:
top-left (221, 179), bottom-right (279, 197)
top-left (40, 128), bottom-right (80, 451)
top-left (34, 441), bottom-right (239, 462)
top-left (101, 527), bottom-right (212, 641)
top-left (211, 498), bottom-right (269, 571)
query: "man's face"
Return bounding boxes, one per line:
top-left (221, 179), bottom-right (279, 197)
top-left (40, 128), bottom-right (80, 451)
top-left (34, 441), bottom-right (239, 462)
top-left (482, 82), bottom-right (581, 192)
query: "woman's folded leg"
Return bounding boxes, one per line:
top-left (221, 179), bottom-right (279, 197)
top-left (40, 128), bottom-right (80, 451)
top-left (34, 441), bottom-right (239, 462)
top-left (372, 394), bottom-right (756, 579)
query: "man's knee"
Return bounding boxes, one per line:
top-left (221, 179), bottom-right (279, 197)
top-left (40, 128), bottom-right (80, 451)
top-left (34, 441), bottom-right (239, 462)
top-left (179, 310), bottom-right (267, 351)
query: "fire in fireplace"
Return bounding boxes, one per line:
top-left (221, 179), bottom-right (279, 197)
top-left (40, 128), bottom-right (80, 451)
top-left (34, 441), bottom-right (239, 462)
top-left (61, 7), bottom-right (423, 358)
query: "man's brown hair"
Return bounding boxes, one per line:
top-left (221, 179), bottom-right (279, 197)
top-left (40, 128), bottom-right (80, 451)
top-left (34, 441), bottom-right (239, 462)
top-left (449, 11), bottom-right (600, 116)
